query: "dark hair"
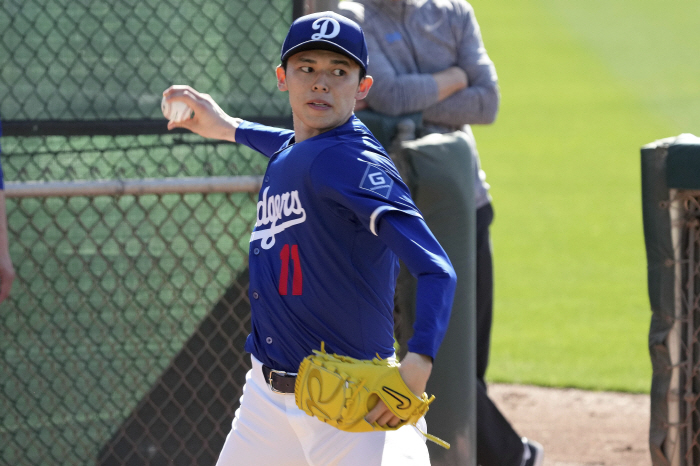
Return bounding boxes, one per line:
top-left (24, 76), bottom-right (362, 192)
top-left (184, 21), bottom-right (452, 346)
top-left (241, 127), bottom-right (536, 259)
top-left (281, 59), bottom-right (367, 83)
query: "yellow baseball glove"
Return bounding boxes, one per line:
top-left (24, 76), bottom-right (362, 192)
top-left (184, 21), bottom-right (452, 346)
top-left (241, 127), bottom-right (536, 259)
top-left (294, 343), bottom-right (450, 449)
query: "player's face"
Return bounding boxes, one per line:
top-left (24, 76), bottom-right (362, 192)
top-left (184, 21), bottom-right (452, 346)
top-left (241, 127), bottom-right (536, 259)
top-left (276, 49), bottom-right (372, 143)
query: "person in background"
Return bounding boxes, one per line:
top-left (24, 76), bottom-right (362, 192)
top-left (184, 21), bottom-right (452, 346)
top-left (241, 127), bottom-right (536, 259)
top-left (337, 1), bottom-right (544, 465)
top-left (0, 119), bottom-right (16, 304)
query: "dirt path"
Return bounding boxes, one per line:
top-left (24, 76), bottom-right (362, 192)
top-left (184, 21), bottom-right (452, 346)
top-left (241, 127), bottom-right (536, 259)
top-left (488, 384), bottom-right (651, 466)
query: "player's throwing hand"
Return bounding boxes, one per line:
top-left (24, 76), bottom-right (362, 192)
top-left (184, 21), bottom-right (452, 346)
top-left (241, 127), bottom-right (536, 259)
top-left (161, 85), bottom-right (241, 142)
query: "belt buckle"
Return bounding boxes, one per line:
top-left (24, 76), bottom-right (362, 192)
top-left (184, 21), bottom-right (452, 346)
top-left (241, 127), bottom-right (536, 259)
top-left (268, 369), bottom-right (289, 394)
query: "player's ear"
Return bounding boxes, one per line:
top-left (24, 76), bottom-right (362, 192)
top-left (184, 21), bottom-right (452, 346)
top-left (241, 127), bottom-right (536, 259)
top-left (276, 66), bottom-right (288, 92)
top-left (355, 75), bottom-right (373, 100)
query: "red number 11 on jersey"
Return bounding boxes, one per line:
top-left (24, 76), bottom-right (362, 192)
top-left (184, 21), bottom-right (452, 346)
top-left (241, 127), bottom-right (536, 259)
top-left (279, 244), bottom-right (303, 295)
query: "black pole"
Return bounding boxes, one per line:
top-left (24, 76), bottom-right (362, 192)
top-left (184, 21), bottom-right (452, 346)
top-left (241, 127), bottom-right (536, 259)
top-left (292, 0), bottom-right (305, 19)
top-left (2, 117), bottom-right (292, 138)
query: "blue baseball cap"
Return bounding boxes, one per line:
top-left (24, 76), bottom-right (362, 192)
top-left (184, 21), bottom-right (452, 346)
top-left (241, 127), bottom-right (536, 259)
top-left (281, 11), bottom-right (369, 71)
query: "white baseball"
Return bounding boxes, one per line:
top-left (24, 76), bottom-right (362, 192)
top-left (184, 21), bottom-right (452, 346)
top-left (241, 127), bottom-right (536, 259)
top-left (161, 96), bottom-right (192, 122)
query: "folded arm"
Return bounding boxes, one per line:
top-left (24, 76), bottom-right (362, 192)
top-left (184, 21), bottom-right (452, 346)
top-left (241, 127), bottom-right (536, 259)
top-left (346, 2), bottom-right (499, 126)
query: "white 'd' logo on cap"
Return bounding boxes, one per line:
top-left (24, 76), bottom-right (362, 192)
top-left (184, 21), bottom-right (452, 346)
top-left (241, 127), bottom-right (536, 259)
top-left (311, 17), bottom-right (340, 40)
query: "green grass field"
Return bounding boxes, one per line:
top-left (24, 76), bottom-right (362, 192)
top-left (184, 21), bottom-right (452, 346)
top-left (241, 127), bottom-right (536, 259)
top-left (469, 0), bottom-right (700, 393)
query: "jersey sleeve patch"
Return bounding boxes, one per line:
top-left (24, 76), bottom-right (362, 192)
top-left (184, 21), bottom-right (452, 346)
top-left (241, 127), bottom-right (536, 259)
top-left (359, 164), bottom-right (394, 198)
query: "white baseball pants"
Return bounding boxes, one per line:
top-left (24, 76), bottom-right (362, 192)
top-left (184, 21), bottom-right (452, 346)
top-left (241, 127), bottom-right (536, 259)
top-left (215, 355), bottom-right (431, 466)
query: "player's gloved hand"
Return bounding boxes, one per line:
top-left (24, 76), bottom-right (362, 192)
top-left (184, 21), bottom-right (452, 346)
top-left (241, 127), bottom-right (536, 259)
top-left (365, 351), bottom-right (432, 428)
top-left (295, 344), bottom-right (448, 448)
top-left (162, 85), bottom-right (242, 142)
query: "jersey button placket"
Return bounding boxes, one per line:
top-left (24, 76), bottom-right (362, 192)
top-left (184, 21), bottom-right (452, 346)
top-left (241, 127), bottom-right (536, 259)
top-left (252, 291), bottom-right (259, 300)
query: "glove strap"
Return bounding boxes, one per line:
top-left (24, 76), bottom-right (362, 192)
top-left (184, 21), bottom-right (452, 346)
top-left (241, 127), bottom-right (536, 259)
top-left (415, 426), bottom-right (451, 450)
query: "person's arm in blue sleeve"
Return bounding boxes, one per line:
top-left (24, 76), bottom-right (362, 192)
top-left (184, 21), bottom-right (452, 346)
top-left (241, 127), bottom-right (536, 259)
top-left (161, 85), bottom-right (293, 158)
top-left (378, 211), bottom-right (456, 359)
top-left (235, 121), bottom-right (294, 158)
top-left (365, 210), bottom-right (456, 427)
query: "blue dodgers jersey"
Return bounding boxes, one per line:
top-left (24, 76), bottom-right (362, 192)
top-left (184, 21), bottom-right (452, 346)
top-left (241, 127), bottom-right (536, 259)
top-left (237, 116), bottom-right (421, 372)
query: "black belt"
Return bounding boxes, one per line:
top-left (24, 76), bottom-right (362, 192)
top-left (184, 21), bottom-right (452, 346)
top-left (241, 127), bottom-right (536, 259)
top-left (262, 365), bottom-right (297, 394)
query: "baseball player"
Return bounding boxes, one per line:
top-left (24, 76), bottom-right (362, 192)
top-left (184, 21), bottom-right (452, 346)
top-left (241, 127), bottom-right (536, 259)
top-left (163, 11), bottom-right (456, 465)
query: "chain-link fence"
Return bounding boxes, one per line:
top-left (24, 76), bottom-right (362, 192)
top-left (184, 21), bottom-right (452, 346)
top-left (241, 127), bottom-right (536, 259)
top-left (1, 0), bottom-right (293, 122)
top-left (2, 186), bottom-right (258, 466)
top-left (643, 135), bottom-right (700, 466)
top-left (0, 1), bottom-right (308, 465)
top-left (663, 190), bottom-right (700, 466)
